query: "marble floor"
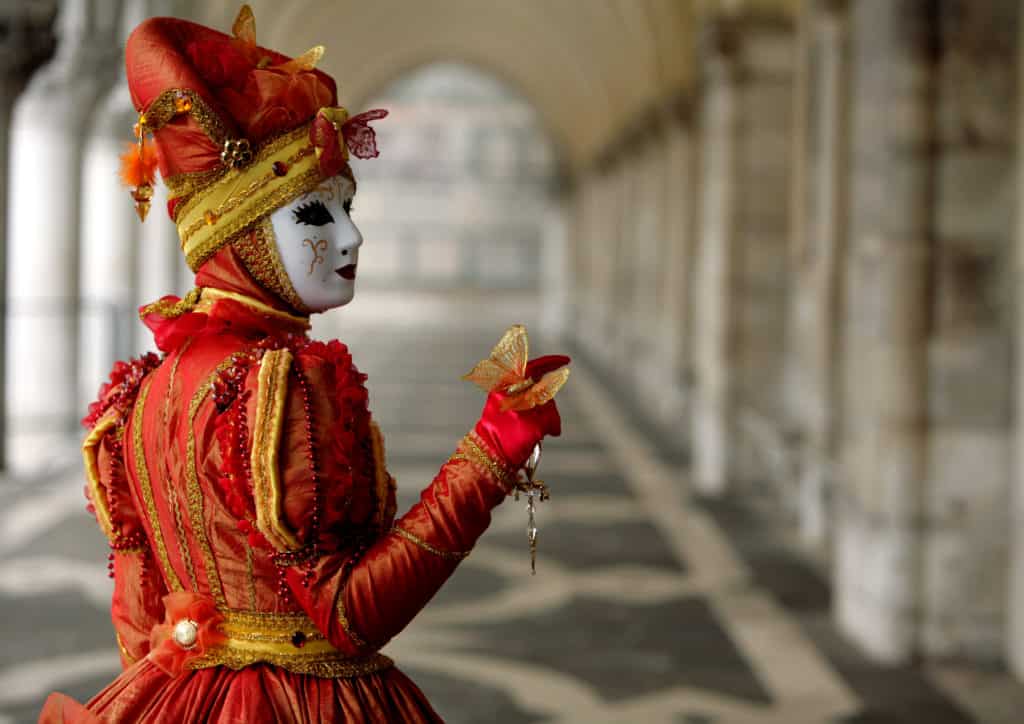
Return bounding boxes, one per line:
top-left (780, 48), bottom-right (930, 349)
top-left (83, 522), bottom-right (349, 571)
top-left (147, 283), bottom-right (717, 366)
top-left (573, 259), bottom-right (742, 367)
top-left (0, 327), bottom-right (1020, 723)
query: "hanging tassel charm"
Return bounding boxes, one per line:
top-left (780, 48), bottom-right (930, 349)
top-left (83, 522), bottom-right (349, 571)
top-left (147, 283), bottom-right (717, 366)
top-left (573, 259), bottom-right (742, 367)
top-left (119, 114), bottom-right (158, 221)
top-left (514, 443), bottom-right (549, 575)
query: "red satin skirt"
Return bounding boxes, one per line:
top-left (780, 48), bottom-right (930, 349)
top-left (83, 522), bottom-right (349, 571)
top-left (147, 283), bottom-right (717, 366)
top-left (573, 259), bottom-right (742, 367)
top-left (40, 660), bottom-right (443, 723)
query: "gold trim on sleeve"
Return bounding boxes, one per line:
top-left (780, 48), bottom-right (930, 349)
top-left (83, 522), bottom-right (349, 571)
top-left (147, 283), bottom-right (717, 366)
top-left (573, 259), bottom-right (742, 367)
top-left (391, 526), bottom-right (470, 561)
top-left (336, 591), bottom-right (369, 650)
top-left (132, 379), bottom-right (184, 592)
top-left (82, 410), bottom-right (119, 541)
top-left (453, 432), bottom-right (517, 494)
top-left (251, 348), bottom-right (302, 552)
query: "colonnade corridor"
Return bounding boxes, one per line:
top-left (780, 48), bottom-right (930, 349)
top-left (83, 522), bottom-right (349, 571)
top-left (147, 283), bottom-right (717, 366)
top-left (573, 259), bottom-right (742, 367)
top-left (0, 321), bottom-right (1018, 723)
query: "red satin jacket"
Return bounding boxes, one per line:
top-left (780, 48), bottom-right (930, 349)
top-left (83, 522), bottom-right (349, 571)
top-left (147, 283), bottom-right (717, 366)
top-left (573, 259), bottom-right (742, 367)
top-left (45, 250), bottom-right (518, 722)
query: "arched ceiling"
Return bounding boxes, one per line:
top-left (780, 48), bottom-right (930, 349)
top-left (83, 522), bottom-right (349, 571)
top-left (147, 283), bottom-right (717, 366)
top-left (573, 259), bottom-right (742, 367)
top-left (188, 0), bottom-right (795, 170)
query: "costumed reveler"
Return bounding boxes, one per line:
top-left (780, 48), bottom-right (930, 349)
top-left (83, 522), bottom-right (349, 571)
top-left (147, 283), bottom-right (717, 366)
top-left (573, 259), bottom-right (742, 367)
top-left (40, 6), bottom-right (569, 722)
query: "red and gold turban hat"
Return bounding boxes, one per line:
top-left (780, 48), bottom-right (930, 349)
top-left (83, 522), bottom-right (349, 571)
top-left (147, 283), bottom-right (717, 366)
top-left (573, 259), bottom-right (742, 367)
top-left (123, 5), bottom-right (385, 311)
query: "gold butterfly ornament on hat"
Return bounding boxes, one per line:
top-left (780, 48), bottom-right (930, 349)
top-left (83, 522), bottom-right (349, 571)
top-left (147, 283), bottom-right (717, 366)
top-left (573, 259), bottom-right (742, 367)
top-left (463, 325), bottom-right (570, 573)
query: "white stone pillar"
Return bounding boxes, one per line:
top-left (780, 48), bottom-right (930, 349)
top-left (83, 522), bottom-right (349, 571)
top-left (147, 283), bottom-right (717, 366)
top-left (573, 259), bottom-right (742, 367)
top-left (789, 0), bottom-right (849, 547)
top-left (0, 5), bottom-right (57, 472)
top-left (1012, 0), bottom-right (1024, 680)
top-left (610, 153), bottom-right (639, 371)
top-left (650, 102), bottom-right (693, 427)
top-left (587, 161), bottom-right (620, 370)
top-left (834, 0), bottom-right (934, 664)
top-left (693, 20), bottom-right (740, 496)
top-left (630, 132), bottom-right (666, 406)
top-left (5, 0), bottom-right (121, 472)
top-left (539, 191), bottom-right (569, 341)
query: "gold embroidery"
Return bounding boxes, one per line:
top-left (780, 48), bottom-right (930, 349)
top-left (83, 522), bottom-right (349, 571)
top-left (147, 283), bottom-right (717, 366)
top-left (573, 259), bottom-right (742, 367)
top-left (369, 422), bottom-right (397, 530)
top-left (132, 379), bottom-right (184, 592)
top-left (182, 164), bottom-right (321, 272)
top-left (234, 217), bottom-right (309, 314)
top-left (188, 648), bottom-right (392, 678)
top-left (174, 124), bottom-right (308, 224)
top-left (245, 545), bottom-right (257, 611)
top-left (138, 287), bottom-right (202, 321)
top-left (197, 287), bottom-right (310, 331)
top-left (454, 432), bottom-right (517, 493)
top-left (164, 166), bottom-right (228, 212)
top-left (115, 632), bottom-right (135, 665)
top-left (336, 593), bottom-right (369, 650)
top-left (251, 348), bottom-right (301, 552)
top-left (142, 88), bottom-right (229, 146)
top-left (185, 358), bottom-right (238, 606)
top-left (392, 526), bottom-right (470, 561)
top-left (162, 340), bottom-right (198, 590)
top-left (184, 607), bottom-right (392, 677)
top-left (177, 126), bottom-right (323, 270)
top-left (82, 410), bottom-right (119, 541)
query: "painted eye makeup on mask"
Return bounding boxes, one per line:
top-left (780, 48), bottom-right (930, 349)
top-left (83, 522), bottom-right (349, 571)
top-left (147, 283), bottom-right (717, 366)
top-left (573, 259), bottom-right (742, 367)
top-left (292, 199), bottom-right (335, 226)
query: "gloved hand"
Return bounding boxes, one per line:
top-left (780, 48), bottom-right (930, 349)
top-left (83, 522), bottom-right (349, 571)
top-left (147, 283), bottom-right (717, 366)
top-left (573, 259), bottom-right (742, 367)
top-left (473, 354), bottom-right (570, 469)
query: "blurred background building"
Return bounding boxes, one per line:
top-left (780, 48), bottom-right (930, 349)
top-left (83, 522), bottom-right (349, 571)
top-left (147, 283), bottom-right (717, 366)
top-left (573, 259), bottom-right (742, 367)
top-left (2, 0), bottom-right (1024, 722)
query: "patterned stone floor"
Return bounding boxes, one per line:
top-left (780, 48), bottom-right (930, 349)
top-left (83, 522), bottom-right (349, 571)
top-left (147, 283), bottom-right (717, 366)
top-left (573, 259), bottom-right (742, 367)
top-left (0, 325), bottom-right (1022, 722)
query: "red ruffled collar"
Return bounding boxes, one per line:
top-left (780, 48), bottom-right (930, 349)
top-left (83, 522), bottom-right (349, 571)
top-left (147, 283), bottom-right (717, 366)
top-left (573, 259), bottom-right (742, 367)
top-left (140, 287), bottom-right (310, 353)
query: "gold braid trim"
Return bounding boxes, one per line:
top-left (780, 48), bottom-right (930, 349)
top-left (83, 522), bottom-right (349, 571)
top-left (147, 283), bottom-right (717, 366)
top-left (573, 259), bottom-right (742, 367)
top-left (336, 592), bottom-right (370, 650)
top-left (178, 126), bottom-right (324, 272)
top-left (188, 649), bottom-right (392, 679)
top-left (116, 632), bottom-right (136, 666)
top-left (391, 526), bottom-right (470, 561)
top-left (132, 379), bottom-right (184, 592)
top-left (197, 288), bottom-right (310, 331)
top-left (138, 287), bottom-right (202, 321)
top-left (165, 166), bottom-right (229, 214)
top-left (251, 348), bottom-right (302, 552)
top-left (185, 609), bottom-right (391, 678)
top-left (142, 88), bottom-right (230, 145)
top-left (161, 341), bottom-right (198, 590)
top-left (82, 410), bottom-right (119, 541)
top-left (235, 217), bottom-right (309, 314)
top-left (185, 357), bottom-right (239, 606)
top-left (452, 432), bottom-right (517, 494)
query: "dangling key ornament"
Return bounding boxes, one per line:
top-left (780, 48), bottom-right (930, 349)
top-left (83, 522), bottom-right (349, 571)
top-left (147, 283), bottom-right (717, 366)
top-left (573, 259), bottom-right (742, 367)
top-left (463, 325), bottom-right (569, 573)
top-left (517, 443), bottom-right (549, 574)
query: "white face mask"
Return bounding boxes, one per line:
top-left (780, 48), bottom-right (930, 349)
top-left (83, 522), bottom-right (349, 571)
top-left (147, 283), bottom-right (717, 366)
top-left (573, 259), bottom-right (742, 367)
top-left (269, 175), bottom-right (362, 312)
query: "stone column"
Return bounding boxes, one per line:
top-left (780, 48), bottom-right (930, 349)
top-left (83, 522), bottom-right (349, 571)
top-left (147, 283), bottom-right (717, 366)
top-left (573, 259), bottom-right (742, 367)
top-left (79, 0), bottom-right (159, 407)
top-left (650, 99), bottom-right (694, 428)
top-left (631, 125), bottom-right (668, 410)
top-left (0, 3), bottom-right (57, 473)
top-left (1012, 0), bottom-right (1024, 678)
top-left (5, 0), bottom-right (121, 471)
top-left (788, 0), bottom-right (849, 547)
top-left (693, 19), bottom-right (740, 496)
top-left (693, 13), bottom-right (795, 496)
top-left (610, 151), bottom-right (640, 372)
top-left (583, 163), bottom-right (615, 367)
top-left (834, 0), bottom-right (935, 664)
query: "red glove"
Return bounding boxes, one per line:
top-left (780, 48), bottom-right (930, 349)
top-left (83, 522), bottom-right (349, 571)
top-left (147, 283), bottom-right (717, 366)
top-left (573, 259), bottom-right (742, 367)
top-left (473, 354), bottom-right (570, 469)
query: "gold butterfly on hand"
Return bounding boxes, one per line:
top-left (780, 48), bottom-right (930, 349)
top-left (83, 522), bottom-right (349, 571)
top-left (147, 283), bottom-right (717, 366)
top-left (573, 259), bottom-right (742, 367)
top-left (462, 325), bottom-right (570, 412)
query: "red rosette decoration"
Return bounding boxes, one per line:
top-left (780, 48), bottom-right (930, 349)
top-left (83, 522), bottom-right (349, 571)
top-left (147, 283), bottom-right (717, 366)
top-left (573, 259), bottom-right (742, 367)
top-left (148, 592), bottom-right (226, 676)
